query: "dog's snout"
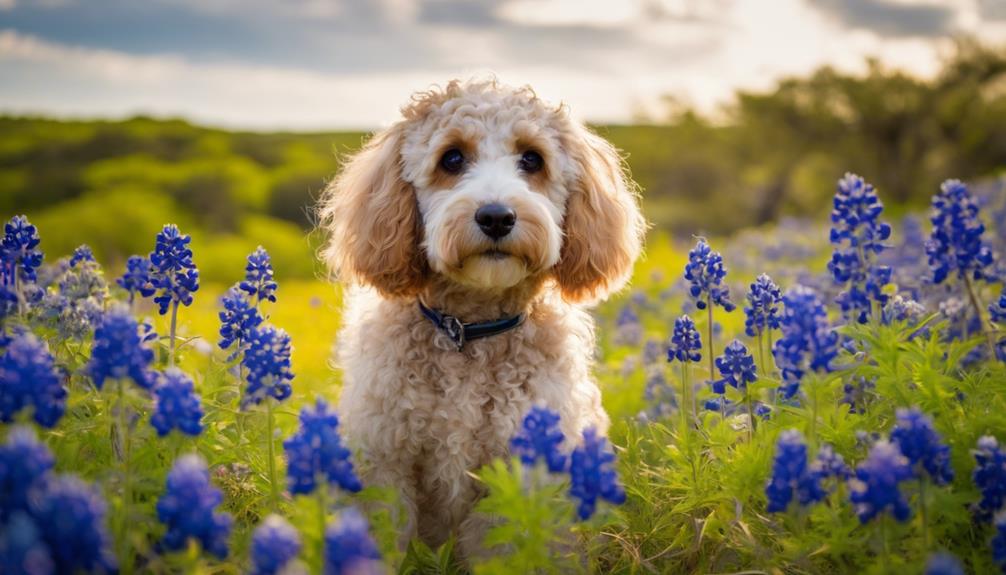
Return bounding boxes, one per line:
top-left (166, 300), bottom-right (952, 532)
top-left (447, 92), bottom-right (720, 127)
top-left (475, 203), bottom-right (516, 239)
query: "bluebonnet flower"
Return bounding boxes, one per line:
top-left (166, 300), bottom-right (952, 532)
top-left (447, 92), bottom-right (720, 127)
top-left (890, 407), bottom-right (954, 485)
top-left (218, 287), bottom-right (263, 357)
top-left (641, 367), bottom-right (677, 421)
top-left (613, 304), bottom-right (642, 347)
top-left (0, 427), bottom-right (54, 520)
top-left (151, 369), bottom-right (204, 437)
top-left (812, 444), bottom-right (852, 480)
top-left (240, 247), bottom-right (278, 305)
top-left (0, 511), bottom-right (54, 575)
top-left (87, 305), bottom-right (155, 390)
top-left (667, 315), bottom-right (702, 363)
top-left (30, 475), bottom-right (118, 573)
top-left (0, 332), bottom-right (66, 427)
top-left (242, 325), bottom-right (294, 407)
top-left (684, 239), bottom-right (735, 311)
top-left (568, 427), bottom-right (626, 520)
top-left (149, 224), bottom-right (200, 315)
top-left (156, 454), bottom-right (233, 558)
top-left (972, 435), bottom-right (1006, 519)
top-left (712, 340), bottom-right (757, 393)
top-left (765, 430), bottom-right (826, 512)
top-left (2, 215), bottom-right (43, 284)
top-left (324, 508), bottom-right (382, 575)
top-left (116, 255), bottom-right (156, 302)
top-left (641, 338), bottom-right (662, 365)
top-left (848, 440), bottom-right (913, 523)
top-left (926, 179), bottom-right (995, 284)
top-left (283, 397), bottom-right (361, 495)
top-left (991, 287), bottom-right (1006, 324)
top-left (251, 514), bottom-right (302, 575)
top-left (885, 294), bottom-right (927, 325)
top-left (772, 285), bottom-right (839, 399)
top-left (511, 406), bottom-right (567, 473)
top-left (841, 376), bottom-right (875, 414)
top-left (68, 245), bottom-right (94, 268)
top-left (827, 174), bottom-right (892, 323)
top-left (994, 513), bottom-right (1006, 571)
top-left (744, 274), bottom-right (781, 337)
top-left (924, 552), bottom-right (964, 575)
top-left (38, 254), bottom-right (107, 340)
top-left (995, 512), bottom-right (1006, 570)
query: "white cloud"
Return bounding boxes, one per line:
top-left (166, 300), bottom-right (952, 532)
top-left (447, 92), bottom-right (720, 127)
top-left (1, 0), bottom-right (1005, 129)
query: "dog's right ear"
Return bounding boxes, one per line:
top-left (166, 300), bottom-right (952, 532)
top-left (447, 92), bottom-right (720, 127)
top-left (319, 124), bottom-right (428, 297)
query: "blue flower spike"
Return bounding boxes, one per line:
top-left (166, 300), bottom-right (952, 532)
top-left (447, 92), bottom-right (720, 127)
top-left (713, 339), bottom-right (757, 394)
top-left (87, 304), bottom-right (155, 390)
top-left (150, 368), bottom-right (205, 437)
top-left (667, 315), bottom-right (702, 363)
top-left (240, 246), bottom-right (278, 305)
top-left (772, 285), bottom-right (838, 399)
top-left (0, 426), bottom-right (54, 520)
top-left (848, 440), bottom-right (914, 523)
top-left (511, 405), bottom-right (567, 473)
top-left (972, 435), bottom-right (1006, 519)
top-left (827, 173), bottom-right (892, 323)
top-left (117, 255), bottom-right (156, 302)
top-left (149, 224), bottom-right (200, 316)
top-left (765, 430), bottom-right (826, 512)
top-left (568, 427), bottom-right (627, 520)
top-left (156, 454), bottom-right (233, 559)
top-left (684, 238), bottom-right (735, 312)
top-left (744, 273), bottom-right (781, 338)
top-left (0, 332), bottom-right (66, 427)
top-left (242, 325), bottom-right (294, 408)
top-left (251, 514), bottom-right (302, 575)
top-left (890, 407), bottom-right (954, 485)
top-left (283, 397), bottom-right (361, 495)
top-left (925, 179), bottom-right (994, 285)
top-left (324, 508), bottom-right (382, 575)
top-left (30, 475), bottom-right (118, 574)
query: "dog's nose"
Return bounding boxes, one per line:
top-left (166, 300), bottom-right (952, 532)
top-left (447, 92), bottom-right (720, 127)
top-left (475, 203), bottom-right (516, 239)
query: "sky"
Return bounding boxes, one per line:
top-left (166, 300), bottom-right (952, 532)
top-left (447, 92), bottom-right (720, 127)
top-left (1, 0), bottom-right (1005, 130)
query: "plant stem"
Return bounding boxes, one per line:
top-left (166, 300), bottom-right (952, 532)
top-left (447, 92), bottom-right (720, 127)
top-left (809, 377), bottom-right (818, 446)
top-left (266, 398), bottom-right (279, 510)
top-left (745, 387), bottom-right (755, 441)
top-left (919, 477), bottom-right (929, 551)
top-left (316, 483), bottom-right (327, 575)
top-left (117, 379), bottom-right (133, 575)
top-left (236, 362), bottom-right (246, 445)
top-left (680, 361), bottom-right (690, 434)
top-left (962, 275), bottom-right (997, 358)
top-left (880, 514), bottom-right (890, 572)
top-left (168, 300), bottom-right (179, 367)
top-left (707, 302), bottom-right (716, 389)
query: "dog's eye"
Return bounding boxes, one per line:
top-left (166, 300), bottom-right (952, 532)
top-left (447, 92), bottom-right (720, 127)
top-left (519, 150), bottom-right (544, 174)
top-left (439, 148), bottom-right (465, 174)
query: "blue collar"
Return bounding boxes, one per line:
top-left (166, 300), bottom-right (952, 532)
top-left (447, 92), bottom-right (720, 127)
top-left (418, 300), bottom-right (525, 351)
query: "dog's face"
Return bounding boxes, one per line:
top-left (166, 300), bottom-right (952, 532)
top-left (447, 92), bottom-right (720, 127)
top-left (321, 80), bottom-right (644, 302)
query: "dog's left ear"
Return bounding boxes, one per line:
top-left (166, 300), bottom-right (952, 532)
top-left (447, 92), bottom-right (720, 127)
top-left (554, 125), bottom-right (645, 303)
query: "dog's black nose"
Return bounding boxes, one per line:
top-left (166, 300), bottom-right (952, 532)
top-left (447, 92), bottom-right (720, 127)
top-left (475, 203), bottom-right (516, 239)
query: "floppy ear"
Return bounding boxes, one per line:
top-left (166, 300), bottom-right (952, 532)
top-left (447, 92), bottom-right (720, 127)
top-left (554, 125), bottom-right (646, 303)
top-left (319, 125), bottom-right (428, 298)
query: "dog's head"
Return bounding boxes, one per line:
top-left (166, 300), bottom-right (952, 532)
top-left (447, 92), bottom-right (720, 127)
top-left (320, 79), bottom-right (645, 303)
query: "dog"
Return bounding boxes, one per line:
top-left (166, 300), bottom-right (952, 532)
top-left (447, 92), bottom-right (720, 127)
top-left (319, 79), bottom-right (645, 555)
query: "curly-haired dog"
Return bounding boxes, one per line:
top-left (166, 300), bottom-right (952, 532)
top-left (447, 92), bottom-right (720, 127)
top-left (319, 79), bottom-right (645, 554)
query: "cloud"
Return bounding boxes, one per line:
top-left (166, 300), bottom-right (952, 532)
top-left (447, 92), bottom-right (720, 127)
top-left (807, 0), bottom-right (957, 37)
top-left (1, 0), bottom-right (1004, 128)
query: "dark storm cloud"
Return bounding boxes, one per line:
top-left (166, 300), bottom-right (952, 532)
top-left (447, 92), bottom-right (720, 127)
top-left (807, 0), bottom-right (956, 37)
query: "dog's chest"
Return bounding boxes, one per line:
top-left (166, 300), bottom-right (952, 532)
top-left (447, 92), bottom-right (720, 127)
top-left (403, 326), bottom-right (547, 459)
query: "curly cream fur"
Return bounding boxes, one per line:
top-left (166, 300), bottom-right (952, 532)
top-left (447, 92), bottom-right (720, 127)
top-left (319, 79), bottom-right (645, 556)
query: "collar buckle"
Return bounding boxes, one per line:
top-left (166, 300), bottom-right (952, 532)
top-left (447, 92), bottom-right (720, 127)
top-left (440, 314), bottom-right (465, 351)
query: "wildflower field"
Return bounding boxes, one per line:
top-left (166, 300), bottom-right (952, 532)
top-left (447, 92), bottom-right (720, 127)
top-left (2, 172), bottom-right (1006, 575)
